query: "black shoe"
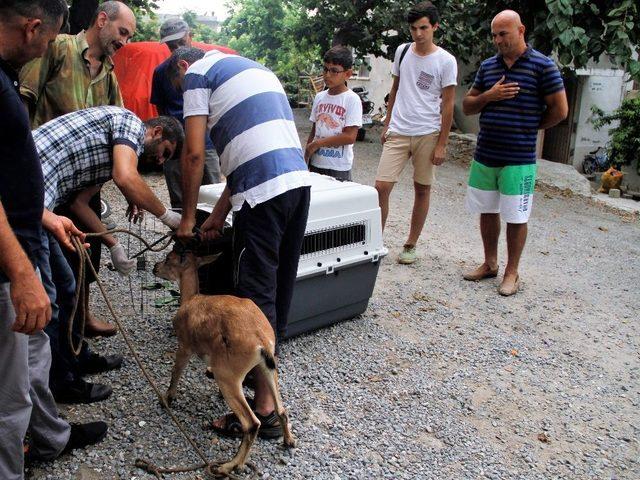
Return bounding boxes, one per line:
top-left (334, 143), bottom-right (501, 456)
top-left (62, 422), bottom-right (108, 454)
top-left (79, 353), bottom-right (123, 375)
top-left (52, 379), bottom-right (112, 404)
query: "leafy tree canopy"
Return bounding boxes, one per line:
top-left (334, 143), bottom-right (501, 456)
top-left (294, 0), bottom-right (640, 80)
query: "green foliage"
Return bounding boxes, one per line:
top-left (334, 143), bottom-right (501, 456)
top-left (131, 8), bottom-right (159, 42)
top-left (592, 98), bottom-right (640, 173)
top-left (181, 10), bottom-right (218, 43)
top-left (284, 0), bottom-right (640, 81)
top-left (217, 0), bottom-right (321, 99)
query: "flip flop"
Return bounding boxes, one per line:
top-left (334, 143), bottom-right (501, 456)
top-left (209, 408), bottom-right (281, 439)
top-left (254, 410), bottom-right (283, 439)
top-left (463, 267), bottom-right (499, 281)
top-left (498, 275), bottom-right (520, 296)
top-left (210, 412), bottom-right (244, 438)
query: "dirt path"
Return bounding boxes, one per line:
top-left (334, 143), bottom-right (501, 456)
top-left (340, 113), bottom-right (640, 478)
top-left (29, 109), bottom-right (639, 479)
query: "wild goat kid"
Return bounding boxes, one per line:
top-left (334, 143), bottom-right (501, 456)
top-left (153, 247), bottom-right (296, 475)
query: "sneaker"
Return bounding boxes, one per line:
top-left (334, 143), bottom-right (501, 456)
top-left (62, 422), bottom-right (108, 454)
top-left (397, 244), bottom-right (417, 264)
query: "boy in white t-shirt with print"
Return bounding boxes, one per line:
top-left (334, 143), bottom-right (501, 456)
top-left (305, 46), bottom-right (362, 182)
top-left (375, 1), bottom-right (458, 264)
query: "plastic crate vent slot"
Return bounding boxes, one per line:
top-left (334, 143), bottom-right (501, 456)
top-left (301, 222), bottom-right (367, 257)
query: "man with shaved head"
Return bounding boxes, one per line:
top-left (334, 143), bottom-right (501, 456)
top-left (462, 10), bottom-right (568, 296)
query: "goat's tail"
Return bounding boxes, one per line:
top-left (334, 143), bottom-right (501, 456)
top-left (260, 347), bottom-right (276, 370)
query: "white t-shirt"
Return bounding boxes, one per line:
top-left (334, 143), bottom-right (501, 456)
top-left (388, 44), bottom-right (458, 136)
top-left (309, 89), bottom-right (362, 171)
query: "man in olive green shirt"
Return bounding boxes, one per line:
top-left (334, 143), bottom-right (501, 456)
top-left (18, 1), bottom-right (137, 404)
top-left (20, 0), bottom-right (135, 127)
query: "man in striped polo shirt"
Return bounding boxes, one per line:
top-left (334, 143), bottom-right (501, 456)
top-left (171, 47), bottom-right (310, 435)
top-left (462, 10), bottom-right (567, 296)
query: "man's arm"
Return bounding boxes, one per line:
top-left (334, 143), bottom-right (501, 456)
top-left (111, 144), bottom-right (166, 217)
top-left (67, 185), bottom-right (116, 248)
top-left (0, 202), bottom-right (51, 334)
top-left (305, 126), bottom-right (359, 162)
top-left (462, 76), bottom-right (520, 115)
top-left (538, 90), bottom-right (568, 130)
top-left (177, 115), bottom-right (208, 240)
top-left (433, 85), bottom-right (456, 165)
top-left (381, 75), bottom-right (400, 144)
top-left (200, 185), bottom-right (232, 241)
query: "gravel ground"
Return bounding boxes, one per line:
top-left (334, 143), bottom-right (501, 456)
top-left (27, 110), bottom-right (640, 479)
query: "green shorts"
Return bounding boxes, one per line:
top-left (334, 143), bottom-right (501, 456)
top-left (465, 160), bottom-right (536, 224)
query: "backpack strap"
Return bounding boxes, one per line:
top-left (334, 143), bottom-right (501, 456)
top-left (398, 43), bottom-right (412, 70)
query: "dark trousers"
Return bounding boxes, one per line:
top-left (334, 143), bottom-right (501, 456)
top-left (233, 186), bottom-right (310, 344)
top-left (36, 232), bottom-right (88, 390)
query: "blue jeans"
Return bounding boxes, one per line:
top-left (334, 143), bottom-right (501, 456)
top-left (36, 231), bottom-right (88, 389)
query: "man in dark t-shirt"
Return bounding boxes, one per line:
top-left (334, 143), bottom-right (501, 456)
top-left (0, 2), bottom-right (108, 477)
top-left (462, 10), bottom-right (568, 296)
top-left (150, 18), bottom-right (221, 208)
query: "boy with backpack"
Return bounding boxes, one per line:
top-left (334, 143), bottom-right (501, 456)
top-left (375, 1), bottom-right (458, 264)
top-left (305, 46), bottom-right (362, 181)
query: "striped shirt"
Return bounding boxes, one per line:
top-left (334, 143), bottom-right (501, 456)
top-left (472, 46), bottom-right (564, 166)
top-left (183, 50), bottom-right (309, 211)
top-left (34, 106), bottom-right (145, 209)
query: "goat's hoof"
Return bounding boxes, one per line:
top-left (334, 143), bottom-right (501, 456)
top-left (160, 393), bottom-right (174, 409)
top-left (284, 434), bottom-right (297, 448)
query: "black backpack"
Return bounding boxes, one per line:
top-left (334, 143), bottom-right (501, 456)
top-left (398, 43), bottom-right (412, 70)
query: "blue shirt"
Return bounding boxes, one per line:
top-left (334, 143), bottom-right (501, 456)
top-left (0, 57), bottom-right (44, 281)
top-left (183, 51), bottom-right (309, 211)
top-left (472, 46), bottom-right (565, 166)
top-left (151, 58), bottom-right (214, 150)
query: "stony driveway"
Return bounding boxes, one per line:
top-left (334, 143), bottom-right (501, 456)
top-left (28, 111), bottom-right (639, 479)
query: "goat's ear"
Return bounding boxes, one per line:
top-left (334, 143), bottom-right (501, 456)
top-left (197, 253), bottom-right (222, 267)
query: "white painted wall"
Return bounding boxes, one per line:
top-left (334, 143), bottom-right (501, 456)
top-left (349, 55), bottom-right (394, 117)
top-left (572, 70), bottom-right (631, 169)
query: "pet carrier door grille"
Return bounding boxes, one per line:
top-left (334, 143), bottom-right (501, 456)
top-left (301, 222), bottom-right (367, 257)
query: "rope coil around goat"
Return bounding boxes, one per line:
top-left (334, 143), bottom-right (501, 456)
top-left (69, 233), bottom-right (258, 479)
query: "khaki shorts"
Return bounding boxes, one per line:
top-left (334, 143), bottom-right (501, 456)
top-left (376, 132), bottom-right (439, 185)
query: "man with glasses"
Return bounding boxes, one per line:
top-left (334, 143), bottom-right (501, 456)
top-left (151, 18), bottom-right (222, 209)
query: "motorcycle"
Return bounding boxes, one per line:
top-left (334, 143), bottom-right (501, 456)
top-left (352, 86), bottom-right (374, 141)
top-left (582, 146), bottom-right (610, 175)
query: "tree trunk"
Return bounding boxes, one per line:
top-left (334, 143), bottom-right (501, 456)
top-left (69, 0), bottom-right (99, 34)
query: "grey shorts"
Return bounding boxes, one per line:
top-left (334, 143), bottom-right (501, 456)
top-left (309, 165), bottom-right (352, 182)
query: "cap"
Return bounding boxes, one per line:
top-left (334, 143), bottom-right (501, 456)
top-left (160, 18), bottom-right (190, 43)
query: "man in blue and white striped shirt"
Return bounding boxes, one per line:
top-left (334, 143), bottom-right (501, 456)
top-left (171, 47), bottom-right (310, 435)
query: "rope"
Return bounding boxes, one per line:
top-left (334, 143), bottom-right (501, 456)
top-left (68, 231), bottom-right (259, 479)
top-left (67, 229), bottom-right (172, 357)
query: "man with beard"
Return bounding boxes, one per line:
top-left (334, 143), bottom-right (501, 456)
top-left (19, 0), bottom-right (135, 126)
top-left (31, 106), bottom-right (183, 404)
top-left (19, 0), bottom-right (136, 341)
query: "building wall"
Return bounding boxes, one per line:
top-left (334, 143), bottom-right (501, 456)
top-left (349, 55), bottom-right (394, 117)
top-left (571, 69), bottom-right (630, 170)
